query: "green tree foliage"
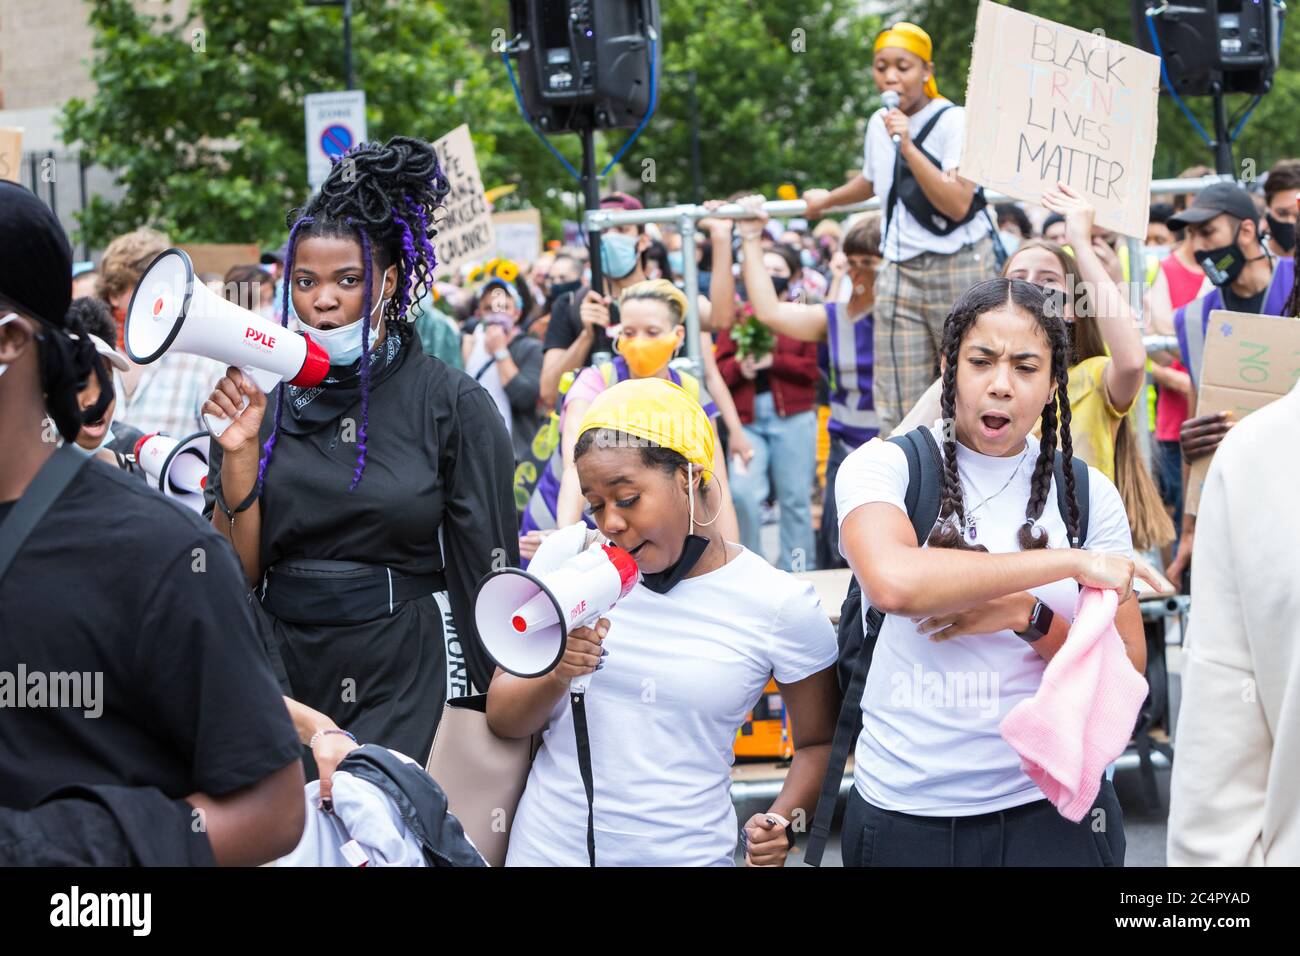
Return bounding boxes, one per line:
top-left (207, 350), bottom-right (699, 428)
top-left (62, 0), bottom-right (883, 247)
top-left (63, 0), bottom-right (1295, 250)
top-left (631, 0), bottom-right (882, 204)
top-left (62, 0), bottom-right (542, 247)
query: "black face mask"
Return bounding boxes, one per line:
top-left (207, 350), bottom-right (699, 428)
top-left (639, 533), bottom-right (710, 594)
top-left (34, 319), bottom-right (113, 443)
top-left (1064, 320), bottom-right (1078, 362)
top-left (1267, 214), bottom-right (1296, 253)
top-left (548, 279), bottom-right (582, 303)
top-left (1198, 221), bottom-right (1253, 287)
top-left (770, 275), bottom-right (790, 298)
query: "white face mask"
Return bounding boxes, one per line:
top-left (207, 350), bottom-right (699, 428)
top-left (301, 295), bottom-right (388, 367)
top-left (0, 313), bottom-right (16, 380)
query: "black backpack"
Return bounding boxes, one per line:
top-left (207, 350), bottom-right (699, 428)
top-left (803, 426), bottom-right (1090, 866)
top-left (885, 105), bottom-right (987, 238)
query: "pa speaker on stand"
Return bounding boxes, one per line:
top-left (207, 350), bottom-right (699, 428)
top-left (505, 1), bottom-right (661, 293)
top-left (1134, 1), bottom-right (1286, 173)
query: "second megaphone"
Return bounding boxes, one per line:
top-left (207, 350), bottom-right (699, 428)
top-left (134, 431), bottom-right (210, 513)
top-left (474, 544), bottom-right (639, 682)
top-left (124, 248), bottom-right (329, 436)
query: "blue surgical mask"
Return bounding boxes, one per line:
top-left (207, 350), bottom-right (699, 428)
top-left (303, 296), bottom-right (388, 367)
top-left (998, 231), bottom-right (1022, 256)
top-left (667, 250), bottom-right (684, 275)
top-left (601, 232), bottom-right (640, 279)
top-left (800, 249), bottom-right (817, 268)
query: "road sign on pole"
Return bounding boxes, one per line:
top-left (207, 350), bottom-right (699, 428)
top-left (305, 90), bottom-right (367, 192)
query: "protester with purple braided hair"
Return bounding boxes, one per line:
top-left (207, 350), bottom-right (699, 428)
top-left (201, 136), bottom-right (518, 776)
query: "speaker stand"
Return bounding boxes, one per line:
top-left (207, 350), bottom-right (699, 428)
top-left (581, 123), bottom-right (605, 296)
top-left (1210, 80), bottom-right (1235, 177)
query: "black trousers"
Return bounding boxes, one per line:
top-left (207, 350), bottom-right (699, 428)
top-left (816, 435), bottom-right (853, 570)
top-left (842, 780), bottom-right (1125, 866)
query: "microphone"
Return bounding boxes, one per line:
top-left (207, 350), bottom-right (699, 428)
top-left (881, 90), bottom-right (901, 146)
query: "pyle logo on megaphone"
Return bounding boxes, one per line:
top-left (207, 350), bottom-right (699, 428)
top-left (124, 248), bottom-right (330, 437)
top-left (475, 544), bottom-right (639, 688)
top-left (244, 327), bottom-right (279, 353)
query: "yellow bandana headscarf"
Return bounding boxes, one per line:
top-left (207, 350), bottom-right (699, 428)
top-left (874, 22), bottom-right (940, 100)
top-left (578, 377), bottom-right (714, 475)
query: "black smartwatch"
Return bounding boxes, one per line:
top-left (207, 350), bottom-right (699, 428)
top-left (1015, 599), bottom-right (1054, 643)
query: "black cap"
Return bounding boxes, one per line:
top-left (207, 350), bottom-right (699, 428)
top-left (260, 241), bottom-right (289, 266)
top-left (1167, 181), bottom-right (1259, 230)
top-left (0, 181), bottom-right (73, 327)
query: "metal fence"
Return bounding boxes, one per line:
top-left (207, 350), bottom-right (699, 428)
top-left (584, 175), bottom-right (1233, 490)
top-left (16, 149), bottom-right (103, 262)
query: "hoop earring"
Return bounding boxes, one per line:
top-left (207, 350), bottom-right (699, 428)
top-left (690, 465), bottom-right (723, 529)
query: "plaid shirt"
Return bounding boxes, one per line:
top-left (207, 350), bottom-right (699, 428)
top-left (121, 353), bottom-right (229, 438)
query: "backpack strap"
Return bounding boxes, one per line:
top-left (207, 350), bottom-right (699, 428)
top-left (898, 426), bottom-right (945, 545)
top-left (1053, 452), bottom-right (1090, 549)
top-left (0, 445), bottom-right (89, 587)
top-left (805, 426), bottom-right (939, 866)
top-left (912, 104), bottom-right (953, 149)
top-left (883, 106), bottom-right (952, 247)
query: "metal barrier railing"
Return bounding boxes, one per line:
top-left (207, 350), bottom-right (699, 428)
top-left (584, 175), bottom-right (1231, 367)
top-left (585, 175), bottom-right (1229, 505)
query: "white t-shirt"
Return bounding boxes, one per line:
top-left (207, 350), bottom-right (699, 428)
top-left (466, 325), bottom-right (512, 437)
top-left (835, 422), bottom-right (1132, 815)
top-left (863, 98), bottom-right (989, 262)
top-left (505, 547), bottom-right (838, 867)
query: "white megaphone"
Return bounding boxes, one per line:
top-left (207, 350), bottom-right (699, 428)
top-left (133, 431), bottom-right (211, 513)
top-left (124, 248), bottom-right (330, 438)
top-left (475, 537), bottom-right (639, 694)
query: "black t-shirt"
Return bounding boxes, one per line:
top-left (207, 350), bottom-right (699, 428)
top-left (1223, 284), bottom-right (1266, 315)
top-left (0, 459), bottom-right (300, 810)
top-left (541, 287), bottom-right (614, 363)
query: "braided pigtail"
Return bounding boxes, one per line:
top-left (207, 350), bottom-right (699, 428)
top-left (925, 307), bottom-right (988, 552)
top-left (1054, 358), bottom-right (1082, 547)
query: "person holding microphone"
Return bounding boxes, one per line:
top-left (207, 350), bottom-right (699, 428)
top-left (802, 21), bottom-right (994, 437)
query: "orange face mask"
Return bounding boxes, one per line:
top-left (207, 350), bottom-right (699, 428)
top-left (616, 332), bottom-right (678, 377)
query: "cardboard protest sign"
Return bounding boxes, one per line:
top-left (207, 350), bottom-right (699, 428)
top-left (960, 1), bottom-right (1160, 239)
top-left (0, 128), bottom-right (23, 183)
top-left (431, 125), bottom-right (495, 278)
top-left (1185, 310), bottom-right (1300, 513)
top-left (180, 244), bottom-right (262, 279)
top-left (493, 209), bottom-right (543, 266)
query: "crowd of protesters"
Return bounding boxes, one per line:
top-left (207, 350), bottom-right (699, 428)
top-left (2, 19), bottom-right (1298, 869)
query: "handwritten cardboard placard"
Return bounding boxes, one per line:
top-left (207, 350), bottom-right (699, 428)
top-left (431, 125), bottom-right (495, 278)
top-left (180, 244), bottom-right (262, 279)
top-left (1186, 309), bottom-right (1300, 513)
top-left (0, 127), bottom-right (23, 183)
top-left (960, 1), bottom-right (1160, 239)
top-left (493, 209), bottom-right (543, 267)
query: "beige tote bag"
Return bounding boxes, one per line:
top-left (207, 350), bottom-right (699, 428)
top-left (425, 694), bottom-right (537, 867)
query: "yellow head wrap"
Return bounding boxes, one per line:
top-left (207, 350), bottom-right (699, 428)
top-left (874, 22), bottom-right (940, 100)
top-left (577, 377), bottom-right (714, 475)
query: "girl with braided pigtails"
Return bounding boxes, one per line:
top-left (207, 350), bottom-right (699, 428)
top-left (202, 137), bottom-right (518, 788)
top-left (835, 277), bottom-right (1161, 866)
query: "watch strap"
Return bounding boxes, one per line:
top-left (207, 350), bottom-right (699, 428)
top-left (1015, 599), bottom-right (1053, 643)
